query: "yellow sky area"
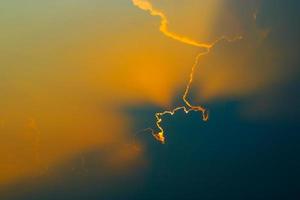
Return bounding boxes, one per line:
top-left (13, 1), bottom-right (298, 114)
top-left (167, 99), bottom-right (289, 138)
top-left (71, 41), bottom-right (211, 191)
top-left (193, 38), bottom-right (281, 102)
top-left (91, 47), bottom-right (190, 107)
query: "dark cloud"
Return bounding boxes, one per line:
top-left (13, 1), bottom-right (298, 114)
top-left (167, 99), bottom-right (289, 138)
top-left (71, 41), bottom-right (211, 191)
top-left (3, 101), bottom-right (299, 200)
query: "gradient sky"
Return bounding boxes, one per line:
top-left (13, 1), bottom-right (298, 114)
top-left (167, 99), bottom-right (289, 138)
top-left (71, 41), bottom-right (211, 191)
top-left (0, 0), bottom-right (299, 199)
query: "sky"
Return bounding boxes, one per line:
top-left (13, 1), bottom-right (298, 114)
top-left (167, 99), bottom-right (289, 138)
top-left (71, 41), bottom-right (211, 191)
top-left (0, 0), bottom-right (299, 199)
